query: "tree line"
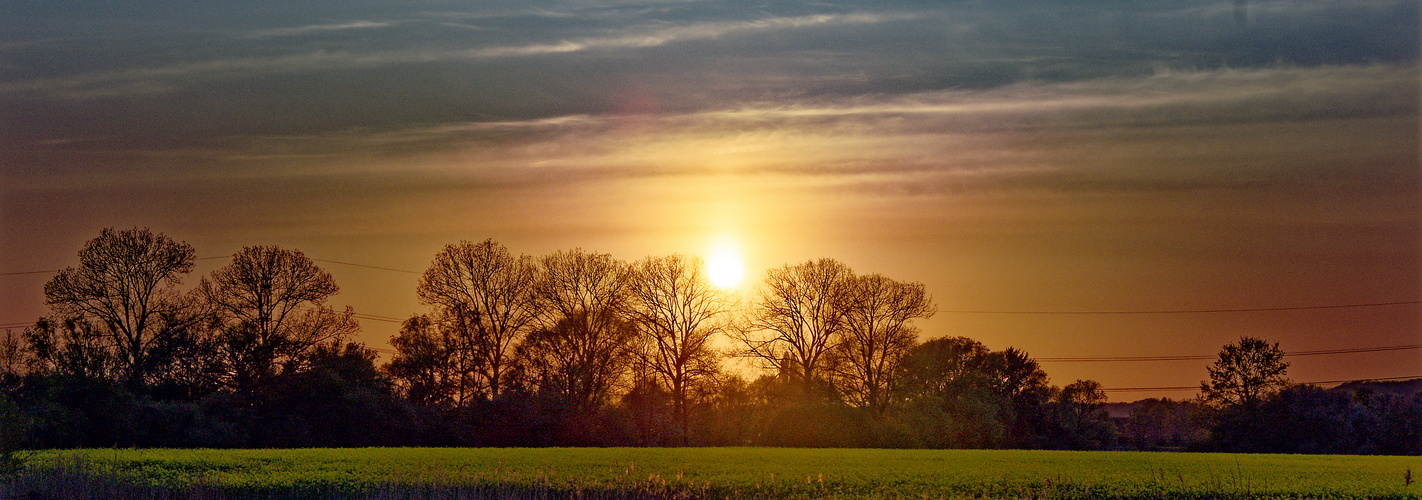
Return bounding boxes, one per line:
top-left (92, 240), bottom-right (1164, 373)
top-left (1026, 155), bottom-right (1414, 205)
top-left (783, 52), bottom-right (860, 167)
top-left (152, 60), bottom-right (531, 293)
top-left (0, 228), bottom-right (1417, 454)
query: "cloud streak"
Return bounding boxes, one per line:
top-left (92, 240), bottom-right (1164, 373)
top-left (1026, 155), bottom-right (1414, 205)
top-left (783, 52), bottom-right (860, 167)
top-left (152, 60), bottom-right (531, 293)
top-left (0, 12), bottom-right (909, 100)
top-left (246, 21), bottom-right (395, 39)
top-left (12, 62), bottom-right (1410, 200)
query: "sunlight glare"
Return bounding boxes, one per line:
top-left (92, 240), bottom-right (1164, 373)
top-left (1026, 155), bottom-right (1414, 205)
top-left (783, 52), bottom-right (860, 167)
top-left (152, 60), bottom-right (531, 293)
top-left (705, 238), bottom-right (746, 289)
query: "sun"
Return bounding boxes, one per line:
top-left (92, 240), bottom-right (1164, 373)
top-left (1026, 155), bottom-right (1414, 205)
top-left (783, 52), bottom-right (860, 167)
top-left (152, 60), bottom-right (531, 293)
top-left (704, 238), bottom-right (746, 289)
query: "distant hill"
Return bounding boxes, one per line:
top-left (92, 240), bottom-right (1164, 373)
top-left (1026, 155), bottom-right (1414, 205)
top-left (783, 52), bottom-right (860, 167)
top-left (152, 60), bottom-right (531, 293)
top-left (1103, 401), bottom-right (1144, 419)
top-left (1104, 378), bottom-right (1422, 418)
top-left (1329, 378), bottom-right (1422, 398)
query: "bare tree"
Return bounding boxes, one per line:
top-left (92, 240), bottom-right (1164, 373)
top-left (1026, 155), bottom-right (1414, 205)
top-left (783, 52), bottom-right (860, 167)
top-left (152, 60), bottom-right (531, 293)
top-left (416, 239), bottom-right (539, 401)
top-left (199, 245), bottom-right (357, 392)
top-left (734, 258), bottom-right (853, 399)
top-left (627, 254), bottom-right (730, 444)
top-left (520, 248), bottom-right (636, 411)
top-left (830, 273), bottom-right (935, 418)
top-left (43, 227), bottom-right (196, 388)
top-left (1199, 336), bottom-right (1290, 408)
top-left (0, 329), bottom-right (24, 379)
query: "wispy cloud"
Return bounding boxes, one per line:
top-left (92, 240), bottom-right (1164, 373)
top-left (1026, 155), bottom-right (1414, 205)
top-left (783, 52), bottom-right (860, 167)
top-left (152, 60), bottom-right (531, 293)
top-left (695, 63), bottom-right (1419, 126)
top-left (0, 12), bottom-right (910, 100)
top-left (41, 62), bottom-right (1394, 191)
top-left (246, 21), bottom-right (394, 39)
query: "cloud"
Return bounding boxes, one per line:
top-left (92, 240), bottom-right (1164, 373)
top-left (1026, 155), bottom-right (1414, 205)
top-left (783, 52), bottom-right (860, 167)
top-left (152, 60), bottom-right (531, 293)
top-left (17, 62), bottom-right (1398, 196)
top-left (0, 12), bottom-right (910, 100)
top-left (463, 12), bottom-right (907, 56)
top-left (246, 21), bottom-right (395, 39)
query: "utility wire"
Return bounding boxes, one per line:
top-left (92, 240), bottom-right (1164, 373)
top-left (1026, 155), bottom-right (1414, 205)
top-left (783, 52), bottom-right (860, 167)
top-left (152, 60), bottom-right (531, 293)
top-left (309, 258), bottom-right (421, 275)
top-left (1039, 344), bottom-right (1422, 362)
top-left (0, 269), bottom-right (59, 276)
top-left (942, 300), bottom-right (1420, 315)
top-left (1103, 375), bottom-right (1422, 393)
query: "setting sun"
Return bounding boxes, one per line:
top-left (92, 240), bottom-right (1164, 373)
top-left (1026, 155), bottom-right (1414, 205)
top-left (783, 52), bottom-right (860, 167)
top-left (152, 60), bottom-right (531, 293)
top-left (705, 238), bottom-right (746, 289)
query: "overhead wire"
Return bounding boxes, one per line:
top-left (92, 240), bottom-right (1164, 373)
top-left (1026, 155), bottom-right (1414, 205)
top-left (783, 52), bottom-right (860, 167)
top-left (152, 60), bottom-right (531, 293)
top-left (1038, 344), bottom-right (1422, 362)
top-left (1102, 375), bottom-right (1422, 393)
top-left (941, 300), bottom-right (1420, 315)
top-left (309, 258), bottom-right (421, 275)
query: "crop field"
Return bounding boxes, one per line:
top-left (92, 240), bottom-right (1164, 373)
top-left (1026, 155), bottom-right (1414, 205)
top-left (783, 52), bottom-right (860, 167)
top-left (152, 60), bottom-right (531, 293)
top-left (3, 447), bottom-right (1419, 499)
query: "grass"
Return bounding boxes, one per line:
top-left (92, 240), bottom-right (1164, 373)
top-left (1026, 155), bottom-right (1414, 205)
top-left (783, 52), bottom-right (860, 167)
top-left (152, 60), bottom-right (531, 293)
top-left (2, 447), bottom-right (1419, 499)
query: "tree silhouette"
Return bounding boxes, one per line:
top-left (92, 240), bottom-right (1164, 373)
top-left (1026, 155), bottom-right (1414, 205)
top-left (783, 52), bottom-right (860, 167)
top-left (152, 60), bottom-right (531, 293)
top-left (898, 337), bottom-right (1007, 448)
top-left (0, 329), bottom-right (23, 380)
top-left (735, 258), bottom-right (853, 399)
top-left (830, 273), bottom-right (935, 418)
top-left (522, 249), bottom-right (637, 412)
top-left (385, 314), bottom-right (458, 408)
top-left (22, 316), bottom-right (111, 379)
top-left (627, 254), bottom-right (730, 445)
top-left (199, 246), bottom-right (357, 393)
top-left (899, 336), bottom-right (993, 401)
top-left (416, 240), bottom-right (539, 402)
top-left (1052, 379), bottom-right (1114, 450)
top-left (1200, 336), bottom-right (1290, 409)
top-left (43, 227), bottom-right (196, 389)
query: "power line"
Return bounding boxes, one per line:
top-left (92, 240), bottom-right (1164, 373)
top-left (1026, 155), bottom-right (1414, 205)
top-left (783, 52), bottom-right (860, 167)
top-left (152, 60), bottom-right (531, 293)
top-left (1102, 375), bottom-right (1422, 393)
top-left (1039, 344), bottom-right (1422, 362)
top-left (309, 258), bottom-right (421, 275)
top-left (0, 269), bottom-right (59, 276)
top-left (943, 300), bottom-right (1421, 315)
top-left (351, 312), bottom-right (405, 324)
top-left (1102, 386), bottom-right (1198, 393)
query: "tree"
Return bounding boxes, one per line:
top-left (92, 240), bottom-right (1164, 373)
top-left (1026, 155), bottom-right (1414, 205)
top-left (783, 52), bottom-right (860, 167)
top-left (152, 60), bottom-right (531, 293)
top-left (23, 316), bottom-right (112, 379)
top-left (627, 254), bottom-right (730, 444)
top-left (43, 227), bottom-right (197, 389)
top-left (416, 239), bottom-right (539, 402)
top-left (983, 347), bottom-right (1049, 401)
top-left (1199, 336), bottom-right (1290, 409)
top-left (1050, 379), bottom-right (1115, 450)
top-left (384, 314), bottom-right (459, 408)
top-left (830, 273), bottom-right (935, 418)
top-left (245, 341), bottom-right (408, 447)
top-left (0, 329), bottom-right (24, 381)
top-left (199, 246), bottom-right (358, 393)
top-left (521, 249), bottom-right (637, 412)
top-left (1122, 398), bottom-right (1207, 451)
top-left (982, 347), bottom-right (1053, 447)
top-left (898, 337), bottom-right (1008, 448)
top-left (735, 258), bottom-right (853, 399)
top-left (899, 336), bottom-right (993, 400)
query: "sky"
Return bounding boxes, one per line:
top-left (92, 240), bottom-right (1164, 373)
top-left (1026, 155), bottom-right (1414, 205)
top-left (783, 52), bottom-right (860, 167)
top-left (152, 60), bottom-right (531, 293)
top-left (2, 0), bottom-right (1419, 400)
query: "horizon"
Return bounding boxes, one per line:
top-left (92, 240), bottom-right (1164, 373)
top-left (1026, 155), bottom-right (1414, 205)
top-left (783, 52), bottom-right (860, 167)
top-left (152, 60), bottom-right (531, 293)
top-left (3, 0), bottom-right (1419, 402)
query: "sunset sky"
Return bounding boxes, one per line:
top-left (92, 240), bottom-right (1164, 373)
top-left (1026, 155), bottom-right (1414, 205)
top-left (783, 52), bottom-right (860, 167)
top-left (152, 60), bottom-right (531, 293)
top-left (2, 0), bottom-right (1418, 400)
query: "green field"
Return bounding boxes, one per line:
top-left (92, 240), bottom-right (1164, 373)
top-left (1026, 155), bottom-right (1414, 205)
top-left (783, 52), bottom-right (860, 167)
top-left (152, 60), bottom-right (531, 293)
top-left (4, 447), bottom-right (1419, 499)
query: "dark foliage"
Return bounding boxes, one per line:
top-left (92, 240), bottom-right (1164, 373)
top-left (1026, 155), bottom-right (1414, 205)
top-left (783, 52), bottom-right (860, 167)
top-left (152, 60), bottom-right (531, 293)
top-left (5, 230), bottom-right (1416, 454)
